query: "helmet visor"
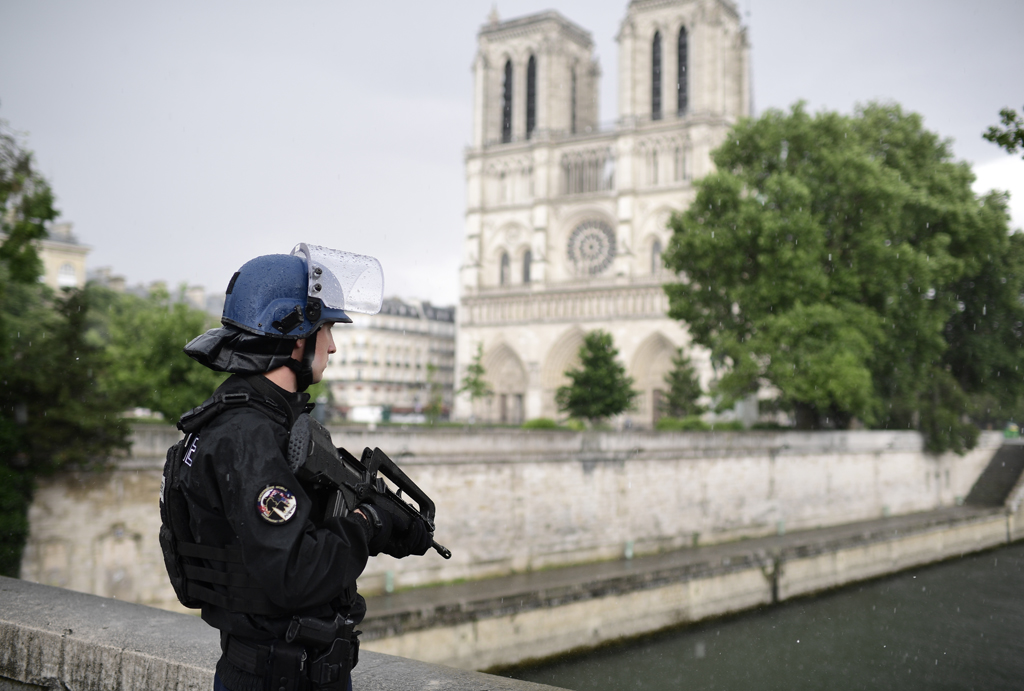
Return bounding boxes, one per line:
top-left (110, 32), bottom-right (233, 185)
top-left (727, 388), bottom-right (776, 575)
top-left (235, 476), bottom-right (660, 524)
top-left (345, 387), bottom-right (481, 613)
top-left (292, 243), bottom-right (384, 315)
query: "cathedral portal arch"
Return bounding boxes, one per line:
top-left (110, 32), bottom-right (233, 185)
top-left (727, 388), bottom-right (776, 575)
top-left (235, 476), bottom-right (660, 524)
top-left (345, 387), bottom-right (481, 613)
top-left (630, 332), bottom-right (679, 427)
top-left (482, 342), bottom-right (527, 424)
top-left (540, 327), bottom-right (586, 418)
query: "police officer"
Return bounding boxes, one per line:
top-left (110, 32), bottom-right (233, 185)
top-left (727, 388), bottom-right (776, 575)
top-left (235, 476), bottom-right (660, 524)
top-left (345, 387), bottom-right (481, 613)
top-left (170, 244), bottom-right (431, 691)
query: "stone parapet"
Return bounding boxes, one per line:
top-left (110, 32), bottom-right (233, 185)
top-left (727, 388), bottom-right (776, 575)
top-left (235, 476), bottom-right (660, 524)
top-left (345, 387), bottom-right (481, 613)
top-left (118, 424), bottom-right (1001, 465)
top-left (0, 577), bottom-right (563, 691)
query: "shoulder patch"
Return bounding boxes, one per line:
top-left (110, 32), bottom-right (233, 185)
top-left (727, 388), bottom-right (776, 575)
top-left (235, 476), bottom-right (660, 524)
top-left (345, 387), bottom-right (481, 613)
top-left (257, 486), bottom-right (297, 524)
top-left (182, 434), bottom-right (200, 467)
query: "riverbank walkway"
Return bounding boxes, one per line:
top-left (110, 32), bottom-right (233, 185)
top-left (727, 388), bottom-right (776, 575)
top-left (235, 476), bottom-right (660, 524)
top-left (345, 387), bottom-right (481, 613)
top-left (364, 504), bottom-right (1006, 633)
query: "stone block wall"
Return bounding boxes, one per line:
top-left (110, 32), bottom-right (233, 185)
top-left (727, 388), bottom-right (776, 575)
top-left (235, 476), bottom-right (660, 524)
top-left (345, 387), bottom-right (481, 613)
top-left (0, 577), bottom-right (561, 690)
top-left (19, 425), bottom-right (1001, 610)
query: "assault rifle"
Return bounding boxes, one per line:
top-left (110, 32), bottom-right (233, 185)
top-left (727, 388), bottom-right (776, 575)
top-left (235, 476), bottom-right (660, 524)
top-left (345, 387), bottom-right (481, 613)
top-left (287, 413), bottom-right (451, 560)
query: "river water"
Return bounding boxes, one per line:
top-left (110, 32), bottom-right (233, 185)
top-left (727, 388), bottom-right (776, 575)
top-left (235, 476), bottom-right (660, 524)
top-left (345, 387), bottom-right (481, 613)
top-left (509, 542), bottom-right (1024, 690)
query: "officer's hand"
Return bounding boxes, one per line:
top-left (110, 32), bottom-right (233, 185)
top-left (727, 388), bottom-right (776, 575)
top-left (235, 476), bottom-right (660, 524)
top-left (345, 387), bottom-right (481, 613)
top-left (382, 516), bottom-right (433, 559)
top-left (355, 504), bottom-right (392, 557)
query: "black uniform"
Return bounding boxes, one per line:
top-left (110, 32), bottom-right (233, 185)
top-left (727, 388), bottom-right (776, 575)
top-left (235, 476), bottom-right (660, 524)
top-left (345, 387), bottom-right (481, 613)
top-left (179, 374), bottom-right (370, 691)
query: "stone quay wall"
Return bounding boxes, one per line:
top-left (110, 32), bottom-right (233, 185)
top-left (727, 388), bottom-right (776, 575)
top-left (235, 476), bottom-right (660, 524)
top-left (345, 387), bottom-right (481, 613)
top-left (363, 507), bottom-right (1023, 670)
top-left (0, 577), bottom-right (562, 691)
top-left (19, 425), bottom-right (1001, 611)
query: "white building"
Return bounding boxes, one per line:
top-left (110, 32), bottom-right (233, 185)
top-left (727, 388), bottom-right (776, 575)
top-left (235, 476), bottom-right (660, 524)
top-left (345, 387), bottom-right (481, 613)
top-left (324, 298), bottom-right (456, 421)
top-left (455, 0), bottom-right (751, 426)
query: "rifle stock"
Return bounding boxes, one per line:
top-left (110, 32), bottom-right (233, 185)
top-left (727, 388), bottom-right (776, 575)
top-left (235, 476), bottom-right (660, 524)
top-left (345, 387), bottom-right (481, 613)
top-left (288, 413), bottom-right (451, 559)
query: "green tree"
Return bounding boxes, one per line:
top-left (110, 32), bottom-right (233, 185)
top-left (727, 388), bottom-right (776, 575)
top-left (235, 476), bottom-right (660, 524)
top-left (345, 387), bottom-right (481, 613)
top-left (663, 102), bottom-right (1020, 452)
top-left (0, 119), bottom-right (128, 575)
top-left (458, 343), bottom-right (492, 408)
top-left (424, 363), bottom-right (445, 424)
top-left (94, 286), bottom-right (226, 421)
top-left (984, 106), bottom-right (1024, 158)
top-left (661, 348), bottom-right (705, 418)
top-left (556, 330), bottom-right (637, 425)
top-left (0, 120), bottom-right (55, 282)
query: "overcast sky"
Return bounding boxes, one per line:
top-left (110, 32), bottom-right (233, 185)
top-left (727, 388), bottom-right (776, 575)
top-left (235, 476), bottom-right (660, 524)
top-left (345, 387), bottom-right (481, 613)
top-left (1, 0), bottom-right (1021, 306)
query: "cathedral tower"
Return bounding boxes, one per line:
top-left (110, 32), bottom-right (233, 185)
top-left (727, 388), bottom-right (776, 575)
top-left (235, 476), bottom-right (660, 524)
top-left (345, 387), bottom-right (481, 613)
top-left (457, 1), bottom-right (750, 426)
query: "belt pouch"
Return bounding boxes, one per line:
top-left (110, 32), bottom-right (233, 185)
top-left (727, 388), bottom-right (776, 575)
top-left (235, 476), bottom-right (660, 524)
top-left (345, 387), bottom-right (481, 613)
top-left (308, 638), bottom-right (351, 691)
top-left (266, 641), bottom-right (307, 691)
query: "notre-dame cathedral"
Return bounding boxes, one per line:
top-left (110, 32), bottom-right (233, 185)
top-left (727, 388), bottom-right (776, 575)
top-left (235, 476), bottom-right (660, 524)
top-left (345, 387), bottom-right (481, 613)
top-left (454, 0), bottom-right (751, 426)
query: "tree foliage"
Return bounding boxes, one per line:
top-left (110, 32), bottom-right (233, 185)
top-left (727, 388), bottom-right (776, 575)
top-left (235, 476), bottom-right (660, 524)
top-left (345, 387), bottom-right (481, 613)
top-left (984, 106), bottom-right (1024, 158)
top-left (663, 102), bottom-right (1022, 452)
top-left (0, 119), bottom-right (128, 576)
top-left (458, 343), bottom-right (492, 402)
top-left (424, 363), bottom-right (445, 424)
top-left (0, 120), bottom-right (56, 282)
top-left (556, 330), bottom-right (637, 425)
top-left (93, 286), bottom-right (226, 421)
top-left (661, 348), bottom-right (705, 418)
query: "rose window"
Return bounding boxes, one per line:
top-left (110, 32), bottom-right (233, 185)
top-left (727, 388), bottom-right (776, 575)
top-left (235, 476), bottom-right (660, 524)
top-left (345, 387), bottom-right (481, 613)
top-left (567, 220), bottom-right (616, 275)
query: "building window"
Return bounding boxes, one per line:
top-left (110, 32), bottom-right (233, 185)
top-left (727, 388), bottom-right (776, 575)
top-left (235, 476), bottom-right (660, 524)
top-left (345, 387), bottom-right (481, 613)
top-left (526, 55), bottom-right (537, 139)
top-left (522, 250), bottom-right (532, 284)
top-left (678, 27), bottom-right (689, 116)
top-left (561, 148), bottom-right (615, 195)
top-left (652, 31), bottom-right (662, 121)
top-left (57, 263), bottom-right (77, 288)
top-left (674, 146), bottom-right (686, 181)
top-left (499, 170), bottom-right (510, 203)
top-left (570, 67), bottom-right (577, 134)
top-left (502, 60), bottom-right (513, 143)
top-left (651, 240), bottom-right (663, 275)
top-left (500, 252), bottom-right (511, 285)
top-left (649, 149), bottom-right (659, 186)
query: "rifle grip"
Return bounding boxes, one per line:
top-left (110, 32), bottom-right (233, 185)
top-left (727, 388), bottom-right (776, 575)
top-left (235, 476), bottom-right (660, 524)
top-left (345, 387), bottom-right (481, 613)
top-left (366, 448), bottom-right (436, 523)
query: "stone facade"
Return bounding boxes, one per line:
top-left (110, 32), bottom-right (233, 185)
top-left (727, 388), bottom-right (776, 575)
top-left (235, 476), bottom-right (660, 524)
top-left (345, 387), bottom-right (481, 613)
top-left (456, 0), bottom-right (751, 425)
top-left (324, 298), bottom-right (456, 420)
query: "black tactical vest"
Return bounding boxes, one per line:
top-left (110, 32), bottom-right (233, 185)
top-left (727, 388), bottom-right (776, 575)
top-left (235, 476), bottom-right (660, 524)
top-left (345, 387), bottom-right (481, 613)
top-left (158, 391), bottom-right (292, 614)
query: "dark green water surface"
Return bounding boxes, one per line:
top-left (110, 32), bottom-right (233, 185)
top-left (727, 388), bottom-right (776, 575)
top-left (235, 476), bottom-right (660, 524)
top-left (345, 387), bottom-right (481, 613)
top-left (508, 542), bottom-right (1024, 690)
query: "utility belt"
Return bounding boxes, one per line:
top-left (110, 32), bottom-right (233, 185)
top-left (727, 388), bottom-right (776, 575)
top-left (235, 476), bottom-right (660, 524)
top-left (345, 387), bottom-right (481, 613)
top-left (223, 615), bottom-right (359, 691)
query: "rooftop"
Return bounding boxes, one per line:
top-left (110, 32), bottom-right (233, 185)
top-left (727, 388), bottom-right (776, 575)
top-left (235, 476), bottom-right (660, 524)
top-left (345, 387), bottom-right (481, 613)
top-left (379, 297), bottom-right (456, 323)
top-left (479, 10), bottom-right (592, 48)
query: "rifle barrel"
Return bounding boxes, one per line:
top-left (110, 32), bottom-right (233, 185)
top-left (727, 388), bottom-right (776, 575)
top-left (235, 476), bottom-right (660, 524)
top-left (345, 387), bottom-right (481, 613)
top-left (433, 540), bottom-right (452, 560)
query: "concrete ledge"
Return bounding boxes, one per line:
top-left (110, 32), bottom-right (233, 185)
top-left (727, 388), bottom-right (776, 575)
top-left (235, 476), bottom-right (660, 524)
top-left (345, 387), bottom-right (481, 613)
top-left (0, 578), bottom-right (563, 691)
top-left (361, 507), bottom-right (1019, 670)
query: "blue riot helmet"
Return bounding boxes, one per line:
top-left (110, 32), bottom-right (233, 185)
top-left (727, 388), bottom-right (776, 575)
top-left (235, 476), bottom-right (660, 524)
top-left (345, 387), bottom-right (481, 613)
top-left (222, 254), bottom-right (351, 338)
top-left (185, 244), bottom-right (384, 390)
